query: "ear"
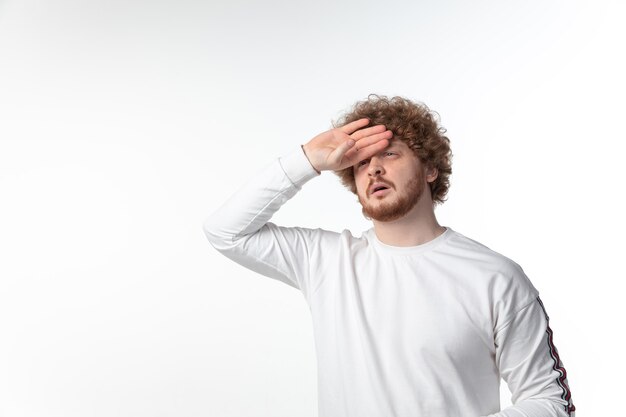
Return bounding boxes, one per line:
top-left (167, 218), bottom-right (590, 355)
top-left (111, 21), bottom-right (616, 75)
top-left (425, 165), bottom-right (438, 183)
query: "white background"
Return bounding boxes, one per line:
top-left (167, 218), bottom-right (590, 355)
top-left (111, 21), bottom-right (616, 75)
top-left (1, 0), bottom-right (624, 416)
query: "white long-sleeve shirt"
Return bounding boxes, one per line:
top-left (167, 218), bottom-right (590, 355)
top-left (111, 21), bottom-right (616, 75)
top-left (203, 146), bottom-right (576, 417)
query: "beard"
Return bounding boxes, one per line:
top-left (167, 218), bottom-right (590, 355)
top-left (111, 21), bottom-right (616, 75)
top-left (358, 175), bottom-right (425, 222)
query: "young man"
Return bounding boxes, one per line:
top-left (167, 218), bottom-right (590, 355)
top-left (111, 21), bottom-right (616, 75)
top-left (203, 95), bottom-right (576, 417)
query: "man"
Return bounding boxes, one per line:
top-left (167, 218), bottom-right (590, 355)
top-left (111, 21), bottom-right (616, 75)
top-left (203, 95), bottom-right (576, 417)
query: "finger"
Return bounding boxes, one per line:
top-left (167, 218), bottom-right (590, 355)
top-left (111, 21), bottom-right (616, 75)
top-left (350, 124), bottom-right (387, 140)
top-left (346, 139), bottom-right (389, 164)
top-left (344, 135), bottom-right (390, 161)
top-left (353, 129), bottom-right (393, 151)
top-left (339, 118), bottom-right (370, 135)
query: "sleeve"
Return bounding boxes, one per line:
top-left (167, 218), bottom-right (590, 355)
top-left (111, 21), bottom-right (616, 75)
top-left (202, 145), bottom-right (326, 301)
top-left (481, 296), bottom-right (576, 417)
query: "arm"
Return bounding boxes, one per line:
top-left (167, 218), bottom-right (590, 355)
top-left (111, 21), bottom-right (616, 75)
top-left (481, 296), bottom-right (576, 417)
top-left (203, 145), bottom-right (321, 293)
top-left (203, 119), bottom-right (392, 297)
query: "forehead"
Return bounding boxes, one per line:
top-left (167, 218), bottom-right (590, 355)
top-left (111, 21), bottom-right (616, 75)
top-left (386, 138), bottom-right (409, 149)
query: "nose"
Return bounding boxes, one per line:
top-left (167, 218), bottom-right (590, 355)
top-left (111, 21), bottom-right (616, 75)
top-left (367, 156), bottom-right (385, 177)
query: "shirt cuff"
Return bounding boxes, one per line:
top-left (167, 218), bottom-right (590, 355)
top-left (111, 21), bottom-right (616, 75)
top-left (278, 146), bottom-right (321, 187)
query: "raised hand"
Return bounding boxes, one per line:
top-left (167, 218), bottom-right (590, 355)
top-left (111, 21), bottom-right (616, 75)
top-left (302, 118), bottom-right (393, 173)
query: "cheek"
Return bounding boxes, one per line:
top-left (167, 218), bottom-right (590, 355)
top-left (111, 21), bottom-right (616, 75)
top-left (355, 181), bottom-right (366, 196)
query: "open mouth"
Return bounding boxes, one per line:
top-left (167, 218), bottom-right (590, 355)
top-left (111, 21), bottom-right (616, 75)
top-left (371, 186), bottom-right (390, 196)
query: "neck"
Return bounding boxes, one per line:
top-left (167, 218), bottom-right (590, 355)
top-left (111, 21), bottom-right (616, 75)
top-left (372, 193), bottom-right (445, 247)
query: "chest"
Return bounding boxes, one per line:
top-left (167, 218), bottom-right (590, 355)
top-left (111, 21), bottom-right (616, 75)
top-left (313, 254), bottom-right (497, 362)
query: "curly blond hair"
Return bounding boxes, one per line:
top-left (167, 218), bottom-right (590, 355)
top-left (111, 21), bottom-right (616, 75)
top-left (332, 94), bottom-right (453, 206)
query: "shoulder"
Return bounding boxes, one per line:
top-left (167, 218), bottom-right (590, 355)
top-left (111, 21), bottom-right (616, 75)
top-left (308, 227), bottom-right (377, 259)
top-left (444, 227), bottom-right (539, 294)
top-left (444, 228), bottom-right (524, 274)
top-left (444, 228), bottom-right (540, 329)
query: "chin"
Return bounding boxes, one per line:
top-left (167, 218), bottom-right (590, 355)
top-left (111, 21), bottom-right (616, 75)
top-left (358, 178), bottom-right (424, 222)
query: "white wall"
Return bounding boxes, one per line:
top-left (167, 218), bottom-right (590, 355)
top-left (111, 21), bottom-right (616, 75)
top-left (1, 0), bottom-right (624, 415)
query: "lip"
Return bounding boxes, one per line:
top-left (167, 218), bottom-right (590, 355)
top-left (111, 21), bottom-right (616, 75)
top-left (371, 188), bottom-right (391, 197)
top-left (369, 182), bottom-right (392, 196)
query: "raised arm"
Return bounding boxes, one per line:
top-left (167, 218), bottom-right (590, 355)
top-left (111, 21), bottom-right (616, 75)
top-left (202, 119), bottom-right (392, 298)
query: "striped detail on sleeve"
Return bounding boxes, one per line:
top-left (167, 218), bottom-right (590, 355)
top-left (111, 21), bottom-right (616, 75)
top-left (536, 296), bottom-right (576, 417)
